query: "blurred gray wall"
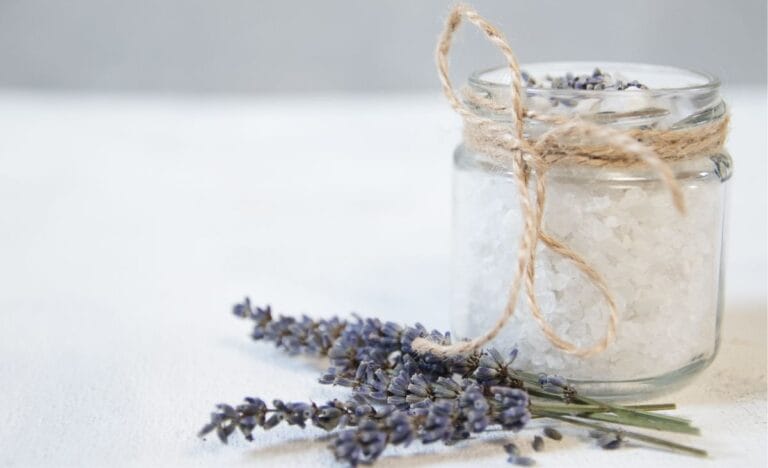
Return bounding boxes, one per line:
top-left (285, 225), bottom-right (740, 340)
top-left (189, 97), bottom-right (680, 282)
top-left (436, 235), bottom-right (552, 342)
top-left (0, 0), bottom-right (765, 93)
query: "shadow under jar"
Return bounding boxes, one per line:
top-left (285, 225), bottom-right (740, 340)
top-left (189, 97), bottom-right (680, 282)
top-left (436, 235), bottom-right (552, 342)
top-left (451, 62), bottom-right (731, 399)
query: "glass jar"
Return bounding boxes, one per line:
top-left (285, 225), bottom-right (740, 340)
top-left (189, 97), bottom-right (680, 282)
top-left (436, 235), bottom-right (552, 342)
top-left (451, 62), bottom-right (731, 399)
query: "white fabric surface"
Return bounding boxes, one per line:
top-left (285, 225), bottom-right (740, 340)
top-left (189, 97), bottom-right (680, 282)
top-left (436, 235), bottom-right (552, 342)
top-left (0, 88), bottom-right (765, 467)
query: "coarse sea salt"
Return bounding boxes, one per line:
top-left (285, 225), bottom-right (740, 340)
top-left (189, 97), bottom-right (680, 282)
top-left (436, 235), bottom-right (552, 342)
top-left (451, 163), bottom-right (725, 382)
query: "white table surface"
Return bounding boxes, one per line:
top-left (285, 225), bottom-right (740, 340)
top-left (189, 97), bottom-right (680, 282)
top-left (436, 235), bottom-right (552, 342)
top-left (0, 88), bottom-right (765, 467)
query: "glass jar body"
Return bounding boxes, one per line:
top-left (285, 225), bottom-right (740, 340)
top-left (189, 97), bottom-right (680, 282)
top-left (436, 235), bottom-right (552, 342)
top-left (451, 146), bottom-right (731, 399)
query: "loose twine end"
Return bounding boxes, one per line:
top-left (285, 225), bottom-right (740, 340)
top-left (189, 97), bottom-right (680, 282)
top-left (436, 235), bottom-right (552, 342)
top-left (415, 4), bottom-right (727, 359)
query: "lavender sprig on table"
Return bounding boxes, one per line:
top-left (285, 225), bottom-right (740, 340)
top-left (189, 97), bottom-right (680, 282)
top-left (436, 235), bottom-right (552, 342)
top-left (200, 299), bottom-right (707, 465)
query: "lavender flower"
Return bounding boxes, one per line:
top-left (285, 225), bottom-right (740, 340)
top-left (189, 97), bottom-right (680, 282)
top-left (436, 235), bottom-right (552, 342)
top-left (458, 384), bottom-right (489, 432)
top-left (475, 348), bottom-right (523, 387)
top-left (332, 421), bottom-right (388, 466)
top-left (421, 400), bottom-right (458, 443)
top-left (492, 387), bottom-right (531, 431)
top-left (198, 396), bottom-right (383, 442)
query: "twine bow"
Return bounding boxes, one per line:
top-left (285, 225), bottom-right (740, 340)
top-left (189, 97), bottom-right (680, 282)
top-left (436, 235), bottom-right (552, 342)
top-left (411, 4), bottom-right (727, 358)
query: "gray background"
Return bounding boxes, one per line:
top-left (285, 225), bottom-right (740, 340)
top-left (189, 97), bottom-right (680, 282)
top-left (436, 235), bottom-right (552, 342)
top-left (0, 0), bottom-right (765, 93)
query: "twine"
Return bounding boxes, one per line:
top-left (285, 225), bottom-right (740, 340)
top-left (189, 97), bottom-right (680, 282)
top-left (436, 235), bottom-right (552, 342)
top-left (411, 4), bottom-right (729, 358)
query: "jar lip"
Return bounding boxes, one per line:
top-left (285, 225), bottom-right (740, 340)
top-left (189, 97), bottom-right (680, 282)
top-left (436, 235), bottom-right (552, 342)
top-left (469, 61), bottom-right (721, 96)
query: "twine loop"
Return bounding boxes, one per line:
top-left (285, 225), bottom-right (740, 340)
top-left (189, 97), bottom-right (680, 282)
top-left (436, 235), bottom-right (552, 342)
top-left (411, 4), bottom-right (728, 358)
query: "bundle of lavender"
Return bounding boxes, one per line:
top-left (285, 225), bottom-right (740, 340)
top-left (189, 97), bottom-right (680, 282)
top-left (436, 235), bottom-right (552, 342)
top-left (199, 299), bottom-right (706, 466)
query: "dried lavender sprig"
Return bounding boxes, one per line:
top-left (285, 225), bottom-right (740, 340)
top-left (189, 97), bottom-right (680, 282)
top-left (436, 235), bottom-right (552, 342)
top-left (200, 384), bottom-right (531, 466)
top-left (234, 300), bottom-right (697, 434)
top-left (217, 300), bottom-right (706, 459)
top-left (235, 300), bottom-right (552, 401)
top-left (236, 298), bottom-right (480, 384)
top-left (198, 394), bottom-right (390, 443)
top-left (234, 299), bottom-right (348, 356)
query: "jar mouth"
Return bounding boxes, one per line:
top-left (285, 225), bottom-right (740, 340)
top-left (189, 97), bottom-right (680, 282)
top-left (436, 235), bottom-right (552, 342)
top-left (467, 62), bottom-right (723, 129)
top-left (469, 61), bottom-right (720, 97)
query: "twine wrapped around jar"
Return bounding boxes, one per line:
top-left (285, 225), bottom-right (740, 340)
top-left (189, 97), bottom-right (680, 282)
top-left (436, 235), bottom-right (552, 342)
top-left (411, 4), bottom-right (729, 358)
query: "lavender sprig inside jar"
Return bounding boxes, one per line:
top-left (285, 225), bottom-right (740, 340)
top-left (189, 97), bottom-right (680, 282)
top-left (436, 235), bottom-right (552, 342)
top-left (451, 62), bottom-right (731, 398)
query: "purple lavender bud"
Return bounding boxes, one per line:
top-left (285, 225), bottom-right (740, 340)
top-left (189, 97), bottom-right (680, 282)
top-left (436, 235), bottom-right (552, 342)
top-left (388, 371), bottom-right (409, 397)
top-left (543, 427), bottom-right (563, 441)
top-left (319, 367), bottom-right (337, 385)
top-left (504, 442), bottom-right (520, 455)
top-left (548, 375), bottom-right (568, 387)
top-left (216, 422), bottom-right (235, 444)
top-left (262, 413), bottom-right (283, 430)
top-left (532, 435), bottom-right (544, 452)
top-left (197, 420), bottom-right (219, 438)
top-left (354, 404), bottom-right (373, 418)
top-left (313, 405), bottom-right (344, 431)
top-left (232, 298), bottom-right (252, 317)
top-left (475, 366), bottom-right (499, 382)
top-left (387, 413), bottom-right (415, 446)
top-left (216, 404), bottom-right (238, 419)
top-left (407, 374), bottom-right (430, 398)
top-left (508, 455), bottom-right (536, 466)
top-left (598, 433), bottom-right (624, 450)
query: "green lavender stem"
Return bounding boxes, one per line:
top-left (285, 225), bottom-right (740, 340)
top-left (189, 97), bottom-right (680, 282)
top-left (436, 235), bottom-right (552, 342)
top-left (578, 412), bottom-right (698, 435)
top-left (531, 404), bottom-right (699, 435)
top-left (572, 394), bottom-right (694, 428)
top-left (532, 403), bottom-right (676, 413)
top-left (541, 413), bottom-right (708, 458)
top-left (515, 371), bottom-right (695, 431)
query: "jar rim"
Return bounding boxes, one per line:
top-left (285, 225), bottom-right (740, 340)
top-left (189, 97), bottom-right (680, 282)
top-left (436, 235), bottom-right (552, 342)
top-left (469, 61), bottom-right (720, 97)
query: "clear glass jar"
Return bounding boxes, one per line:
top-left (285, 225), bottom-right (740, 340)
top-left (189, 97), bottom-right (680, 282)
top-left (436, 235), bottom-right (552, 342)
top-left (451, 62), bottom-right (731, 399)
